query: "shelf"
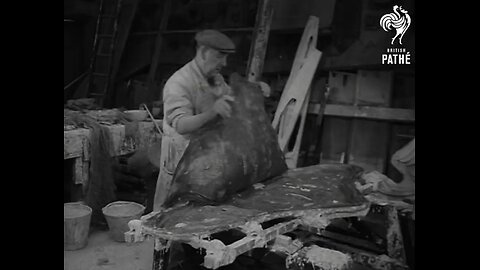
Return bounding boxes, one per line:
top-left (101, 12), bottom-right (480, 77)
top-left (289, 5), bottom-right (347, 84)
top-left (308, 103), bottom-right (415, 122)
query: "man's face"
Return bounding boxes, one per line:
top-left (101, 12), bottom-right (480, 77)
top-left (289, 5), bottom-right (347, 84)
top-left (202, 47), bottom-right (228, 77)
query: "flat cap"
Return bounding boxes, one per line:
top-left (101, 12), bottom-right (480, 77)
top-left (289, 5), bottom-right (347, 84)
top-left (195, 29), bottom-right (236, 54)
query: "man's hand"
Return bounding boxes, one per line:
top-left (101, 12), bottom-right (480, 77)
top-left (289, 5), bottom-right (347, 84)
top-left (257, 81), bottom-right (271, 97)
top-left (175, 95), bottom-right (234, 134)
top-left (213, 95), bottom-right (235, 118)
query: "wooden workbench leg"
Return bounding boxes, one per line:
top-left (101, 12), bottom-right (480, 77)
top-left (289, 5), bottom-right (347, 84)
top-left (152, 238), bottom-right (171, 270)
top-left (71, 158), bottom-right (88, 201)
top-left (385, 205), bottom-right (407, 263)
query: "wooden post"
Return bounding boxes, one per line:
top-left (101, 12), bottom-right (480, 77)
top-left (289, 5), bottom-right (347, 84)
top-left (246, 0), bottom-right (274, 82)
top-left (385, 205), bottom-right (407, 263)
top-left (146, 0), bottom-right (172, 99)
top-left (107, 0), bottom-right (140, 107)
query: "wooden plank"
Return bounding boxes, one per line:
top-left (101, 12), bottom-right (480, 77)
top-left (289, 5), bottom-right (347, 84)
top-left (282, 16), bottom-right (319, 93)
top-left (355, 70), bottom-right (393, 107)
top-left (246, 0), bottom-right (274, 82)
top-left (274, 48), bottom-right (321, 152)
top-left (271, 15), bottom-right (320, 122)
top-left (309, 104), bottom-right (415, 122)
top-left (272, 29), bottom-right (322, 152)
top-left (327, 71), bottom-right (356, 105)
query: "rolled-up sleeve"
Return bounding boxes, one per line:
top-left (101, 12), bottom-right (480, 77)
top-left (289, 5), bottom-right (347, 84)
top-left (163, 81), bottom-right (193, 130)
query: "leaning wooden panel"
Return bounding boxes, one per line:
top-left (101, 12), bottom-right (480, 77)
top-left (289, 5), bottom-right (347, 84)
top-left (272, 16), bottom-right (321, 152)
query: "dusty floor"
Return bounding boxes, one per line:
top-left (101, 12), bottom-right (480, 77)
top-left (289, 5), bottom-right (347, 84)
top-left (64, 228), bottom-right (154, 270)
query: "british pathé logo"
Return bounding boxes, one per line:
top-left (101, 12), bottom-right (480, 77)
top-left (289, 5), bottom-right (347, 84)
top-left (380, 5), bottom-right (411, 45)
top-left (380, 5), bottom-right (412, 64)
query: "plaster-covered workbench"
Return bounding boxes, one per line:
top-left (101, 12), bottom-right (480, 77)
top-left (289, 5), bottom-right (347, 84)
top-left (126, 164), bottom-right (412, 270)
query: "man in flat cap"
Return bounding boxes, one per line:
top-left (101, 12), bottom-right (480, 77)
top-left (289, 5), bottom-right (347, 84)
top-left (152, 29), bottom-right (239, 211)
top-left (151, 29), bottom-right (273, 269)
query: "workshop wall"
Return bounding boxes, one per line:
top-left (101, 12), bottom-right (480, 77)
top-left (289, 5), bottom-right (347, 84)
top-left (64, 0), bottom-right (415, 178)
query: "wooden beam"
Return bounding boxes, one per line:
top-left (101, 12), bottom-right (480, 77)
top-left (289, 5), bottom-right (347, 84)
top-left (308, 104), bottom-right (415, 122)
top-left (246, 0), bottom-right (274, 82)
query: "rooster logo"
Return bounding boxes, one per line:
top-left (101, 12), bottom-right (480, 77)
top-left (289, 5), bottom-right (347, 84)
top-left (380, 5), bottom-right (411, 45)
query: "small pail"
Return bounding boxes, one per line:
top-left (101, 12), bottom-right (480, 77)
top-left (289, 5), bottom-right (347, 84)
top-left (64, 202), bottom-right (92, 250)
top-left (102, 201), bottom-right (145, 242)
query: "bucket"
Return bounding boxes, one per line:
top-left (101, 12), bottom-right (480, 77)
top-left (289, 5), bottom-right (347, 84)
top-left (102, 201), bottom-right (145, 242)
top-left (64, 203), bottom-right (92, 251)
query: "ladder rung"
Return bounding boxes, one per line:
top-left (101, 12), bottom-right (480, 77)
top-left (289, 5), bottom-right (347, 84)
top-left (96, 53), bottom-right (112, 57)
top-left (98, 34), bottom-right (114, 39)
top-left (100, 14), bottom-right (116, 19)
top-left (93, 72), bottom-right (109, 77)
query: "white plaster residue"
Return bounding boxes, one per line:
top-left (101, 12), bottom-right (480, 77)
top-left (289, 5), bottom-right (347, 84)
top-left (239, 221), bottom-right (263, 235)
top-left (253, 183), bottom-right (265, 190)
top-left (305, 246), bottom-right (352, 270)
top-left (202, 218), bottom-right (219, 223)
top-left (301, 215), bottom-right (330, 229)
top-left (287, 193), bottom-right (312, 201)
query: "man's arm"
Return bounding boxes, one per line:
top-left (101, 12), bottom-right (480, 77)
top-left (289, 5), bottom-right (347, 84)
top-left (175, 110), bottom-right (216, 134)
top-left (176, 95), bottom-right (235, 135)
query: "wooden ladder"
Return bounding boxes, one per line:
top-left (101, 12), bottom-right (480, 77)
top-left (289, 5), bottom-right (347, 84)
top-left (86, 0), bottom-right (139, 108)
top-left (86, 0), bottom-right (123, 106)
